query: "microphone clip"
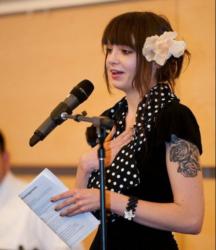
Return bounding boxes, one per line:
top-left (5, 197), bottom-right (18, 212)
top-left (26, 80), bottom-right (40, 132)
top-left (61, 111), bottom-right (114, 130)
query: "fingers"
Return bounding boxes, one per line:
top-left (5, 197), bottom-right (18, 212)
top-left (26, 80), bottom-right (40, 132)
top-left (105, 126), bottom-right (116, 142)
top-left (50, 190), bottom-right (75, 202)
top-left (104, 127), bottom-right (134, 166)
top-left (59, 200), bottom-right (88, 217)
top-left (52, 188), bottom-right (100, 217)
top-left (54, 196), bottom-right (76, 211)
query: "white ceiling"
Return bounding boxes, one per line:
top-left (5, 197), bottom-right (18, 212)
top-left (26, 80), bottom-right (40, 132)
top-left (0, 0), bottom-right (125, 16)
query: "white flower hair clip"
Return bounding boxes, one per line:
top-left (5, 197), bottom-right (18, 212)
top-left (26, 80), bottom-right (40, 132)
top-left (142, 31), bottom-right (186, 66)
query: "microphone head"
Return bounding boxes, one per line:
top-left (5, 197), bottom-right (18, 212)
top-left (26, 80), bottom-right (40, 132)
top-left (29, 80), bottom-right (94, 147)
top-left (71, 79), bottom-right (94, 103)
top-left (29, 134), bottom-right (40, 147)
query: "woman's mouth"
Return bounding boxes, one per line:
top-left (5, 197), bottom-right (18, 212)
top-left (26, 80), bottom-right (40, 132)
top-left (110, 69), bottom-right (124, 79)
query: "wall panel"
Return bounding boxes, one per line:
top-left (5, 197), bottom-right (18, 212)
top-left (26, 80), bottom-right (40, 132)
top-left (1, 0), bottom-right (215, 249)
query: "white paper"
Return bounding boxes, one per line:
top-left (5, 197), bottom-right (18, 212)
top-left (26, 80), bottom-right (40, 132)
top-left (19, 168), bottom-right (100, 248)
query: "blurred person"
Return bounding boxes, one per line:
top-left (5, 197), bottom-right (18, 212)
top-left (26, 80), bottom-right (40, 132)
top-left (0, 130), bottom-right (83, 250)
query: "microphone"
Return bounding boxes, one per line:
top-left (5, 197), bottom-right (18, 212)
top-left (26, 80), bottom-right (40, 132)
top-left (29, 79), bottom-right (94, 147)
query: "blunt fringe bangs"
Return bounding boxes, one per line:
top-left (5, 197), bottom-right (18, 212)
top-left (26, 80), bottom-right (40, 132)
top-left (102, 12), bottom-right (190, 96)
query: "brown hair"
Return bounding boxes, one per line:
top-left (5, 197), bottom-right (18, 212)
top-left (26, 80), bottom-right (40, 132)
top-left (102, 11), bottom-right (190, 97)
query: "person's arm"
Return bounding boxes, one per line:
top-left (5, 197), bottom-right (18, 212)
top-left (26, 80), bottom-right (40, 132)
top-left (106, 134), bottom-right (204, 234)
top-left (52, 134), bottom-right (204, 234)
top-left (75, 147), bottom-right (98, 188)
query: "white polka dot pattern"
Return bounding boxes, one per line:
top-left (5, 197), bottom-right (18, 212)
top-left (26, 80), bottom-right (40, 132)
top-left (87, 83), bottom-right (178, 221)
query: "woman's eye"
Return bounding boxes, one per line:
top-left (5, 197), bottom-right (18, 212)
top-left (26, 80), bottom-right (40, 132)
top-left (122, 49), bottom-right (133, 55)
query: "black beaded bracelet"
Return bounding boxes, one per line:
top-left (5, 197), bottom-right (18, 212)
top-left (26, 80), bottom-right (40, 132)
top-left (124, 196), bottom-right (138, 221)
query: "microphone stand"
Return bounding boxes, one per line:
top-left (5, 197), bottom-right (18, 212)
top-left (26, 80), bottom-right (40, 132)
top-left (96, 125), bottom-right (107, 250)
top-left (61, 112), bottom-right (109, 250)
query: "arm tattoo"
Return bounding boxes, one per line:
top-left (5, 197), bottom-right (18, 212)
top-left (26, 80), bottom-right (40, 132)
top-left (169, 134), bottom-right (201, 177)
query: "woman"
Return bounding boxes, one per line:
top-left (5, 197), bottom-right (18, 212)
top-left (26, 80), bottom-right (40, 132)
top-left (51, 12), bottom-right (204, 250)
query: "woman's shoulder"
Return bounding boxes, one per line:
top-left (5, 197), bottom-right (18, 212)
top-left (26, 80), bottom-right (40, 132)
top-left (162, 101), bottom-right (195, 116)
top-left (159, 101), bottom-right (200, 128)
top-left (155, 101), bottom-right (202, 154)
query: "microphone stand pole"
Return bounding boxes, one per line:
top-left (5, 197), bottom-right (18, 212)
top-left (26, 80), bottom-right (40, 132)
top-left (61, 112), bottom-right (108, 250)
top-left (96, 126), bottom-right (107, 250)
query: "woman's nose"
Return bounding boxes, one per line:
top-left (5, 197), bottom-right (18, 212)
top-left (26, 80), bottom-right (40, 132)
top-left (107, 49), bottom-right (120, 65)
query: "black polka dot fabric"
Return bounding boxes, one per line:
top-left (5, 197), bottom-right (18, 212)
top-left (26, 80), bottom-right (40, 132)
top-left (87, 83), bottom-right (179, 221)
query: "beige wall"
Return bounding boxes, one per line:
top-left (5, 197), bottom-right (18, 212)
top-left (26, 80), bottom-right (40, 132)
top-left (0, 0), bottom-right (214, 167)
top-left (1, 0), bottom-right (215, 249)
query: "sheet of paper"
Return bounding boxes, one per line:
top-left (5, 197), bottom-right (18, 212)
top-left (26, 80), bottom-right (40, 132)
top-left (19, 168), bottom-right (100, 248)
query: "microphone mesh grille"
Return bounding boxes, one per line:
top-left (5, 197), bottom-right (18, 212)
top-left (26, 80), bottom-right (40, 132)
top-left (71, 80), bottom-right (94, 102)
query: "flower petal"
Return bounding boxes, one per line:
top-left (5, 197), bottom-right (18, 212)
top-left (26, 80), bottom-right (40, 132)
top-left (170, 41), bottom-right (186, 58)
top-left (142, 31), bottom-right (186, 65)
top-left (154, 54), bottom-right (167, 66)
top-left (161, 31), bottom-right (177, 40)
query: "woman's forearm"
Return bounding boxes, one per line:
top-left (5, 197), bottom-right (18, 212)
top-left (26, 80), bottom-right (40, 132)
top-left (106, 191), bottom-right (204, 234)
top-left (75, 165), bottom-right (91, 188)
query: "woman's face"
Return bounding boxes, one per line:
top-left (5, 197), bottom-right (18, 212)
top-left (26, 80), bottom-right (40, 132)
top-left (105, 44), bottom-right (137, 94)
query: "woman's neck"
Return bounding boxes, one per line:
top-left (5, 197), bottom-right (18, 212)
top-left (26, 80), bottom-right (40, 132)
top-left (124, 76), bottom-right (157, 129)
top-left (125, 91), bottom-right (141, 130)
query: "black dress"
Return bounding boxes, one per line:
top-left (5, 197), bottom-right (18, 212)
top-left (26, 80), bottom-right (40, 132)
top-left (87, 84), bottom-right (202, 250)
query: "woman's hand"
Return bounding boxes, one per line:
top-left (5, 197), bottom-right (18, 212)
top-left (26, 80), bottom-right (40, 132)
top-left (79, 126), bottom-right (134, 174)
top-left (51, 188), bottom-right (100, 216)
